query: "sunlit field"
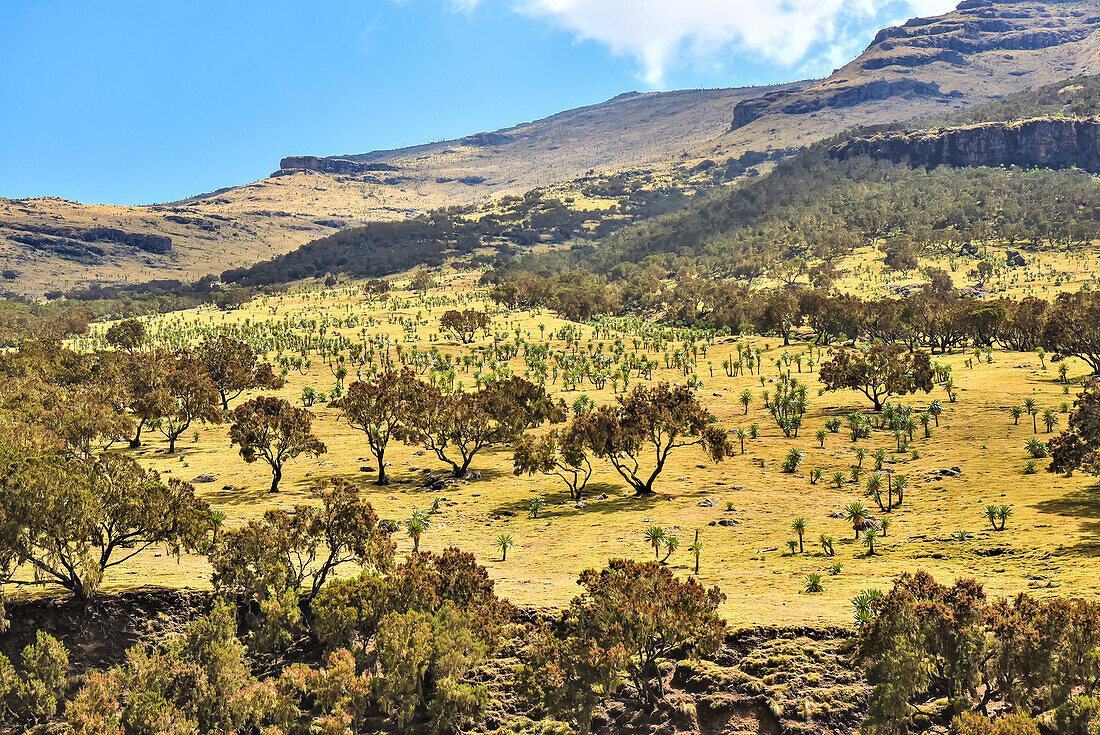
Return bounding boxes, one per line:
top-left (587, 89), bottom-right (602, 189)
top-left (51, 264), bottom-right (1100, 629)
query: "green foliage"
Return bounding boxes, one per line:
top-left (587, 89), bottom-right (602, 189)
top-left (858, 572), bottom-right (1100, 735)
top-left (951, 712), bottom-right (1040, 735)
top-left (572, 382), bottom-right (730, 495)
top-left (228, 395), bottom-right (326, 493)
top-left (210, 478), bottom-right (395, 614)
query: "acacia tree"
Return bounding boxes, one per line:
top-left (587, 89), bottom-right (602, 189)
top-left (336, 369), bottom-right (422, 485)
top-left (196, 335), bottom-right (283, 411)
top-left (819, 344), bottom-right (935, 411)
top-left (155, 356), bottom-right (223, 454)
top-left (512, 425), bottom-right (592, 501)
top-left (229, 396), bottom-right (327, 493)
top-left (409, 377), bottom-right (565, 478)
top-left (438, 309), bottom-right (491, 344)
top-left (0, 447), bottom-right (212, 601)
top-left (210, 479), bottom-right (395, 608)
top-left (573, 383), bottom-right (731, 495)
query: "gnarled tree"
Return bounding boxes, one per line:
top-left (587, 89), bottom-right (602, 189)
top-left (0, 447), bottom-right (212, 601)
top-left (335, 369), bottom-right (422, 485)
top-left (409, 377), bottom-right (565, 478)
top-left (229, 396), bottom-right (327, 493)
top-left (573, 382), bottom-right (731, 495)
top-left (819, 344), bottom-right (935, 411)
top-left (196, 334), bottom-right (283, 411)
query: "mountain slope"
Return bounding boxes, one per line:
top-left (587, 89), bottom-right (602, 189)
top-left (710, 0), bottom-right (1100, 161)
top-left (4, 0), bottom-right (1100, 296)
top-left (0, 83), bottom-right (802, 296)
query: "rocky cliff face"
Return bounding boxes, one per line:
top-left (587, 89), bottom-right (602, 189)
top-left (277, 155), bottom-right (398, 176)
top-left (731, 0), bottom-right (1100, 131)
top-left (830, 117), bottom-right (1100, 173)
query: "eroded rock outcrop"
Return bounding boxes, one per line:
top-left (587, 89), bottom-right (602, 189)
top-left (277, 155), bottom-right (398, 176)
top-left (830, 117), bottom-right (1100, 173)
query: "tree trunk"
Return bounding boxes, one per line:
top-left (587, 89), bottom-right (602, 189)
top-left (168, 433), bottom-right (177, 454)
top-left (270, 463), bottom-right (282, 493)
top-left (376, 449), bottom-right (389, 485)
top-left (130, 417), bottom-right (146, 448)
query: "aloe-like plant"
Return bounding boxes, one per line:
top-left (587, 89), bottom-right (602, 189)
top-left (844, 501), bottom-right (870, 539)
top-left (862, 528), bottom-right (880, 556)
top-left (852, 588), bottom-right (883, 627)
top-left (660, 534), bottom-right (680, 564)
top-left (528, 495), bottom-right (547, 519)
top-left (1025, 437), bottom-right (1048, 458)
top-left (791, 517), bottom-right (807, 553)
top-left (406, 509), bottom-right (431, 553)
top-left (495, 533), bottom-right (514, 561)
top-left (782, 447), bottom-right (804, 473)
top-left (645, 526), bottom-right (666, 560)
top-left (689, 531), bottom-right (703, 575)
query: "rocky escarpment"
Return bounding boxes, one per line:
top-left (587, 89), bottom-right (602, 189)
top-left (277, 155), bottom-right (399, 176)
top-left (732, 0), bottom-right (1100, 131)
top-left (868, 0), bottom-right (1097, 60)
top-left (0, 222), bottom-right (172, 262)
top-left (732, 81), bottom-right (957, 130)
top-left (830, 117), bottom-right (1100, 173)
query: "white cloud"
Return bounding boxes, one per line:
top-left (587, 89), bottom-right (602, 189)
top-left (502, 0), bottom-right (959, 87)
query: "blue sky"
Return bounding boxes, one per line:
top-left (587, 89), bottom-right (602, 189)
top-left (0, 0), bottom-right (955, 205)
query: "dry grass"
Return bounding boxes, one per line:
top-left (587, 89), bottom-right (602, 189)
top-left (31, 268), bottom-right (1096, 630)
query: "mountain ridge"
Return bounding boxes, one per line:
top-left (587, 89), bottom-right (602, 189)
top-left (5, 0), bottom-right (1100, 295)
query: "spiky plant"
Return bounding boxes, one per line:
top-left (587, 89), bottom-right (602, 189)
top-left (862, 528), bottom-right (880, 556)
top-left (406, 509), bottom-right (431, 553)
top-left (645, 526), bottom-right (667, 560)
top-left (660, 534), bottom-right (680, 563)
top-left (495, 533), bottom-right (514, 561)
top-left (689, 532), bottom-right (703, 575)
top-left (782, 447), bottom-right (804, 474)
top-left (1025, 437), bottom-right (1048, 458)
top-left (791, 517), bottom-right (807, 553)
top-left (844, 501), bottom-right (870, 539)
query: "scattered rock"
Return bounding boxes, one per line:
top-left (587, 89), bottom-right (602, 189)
top-left (698, 498), bottom-right (717, 508)
top-left (191, 474), bottom-right (216, 483)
